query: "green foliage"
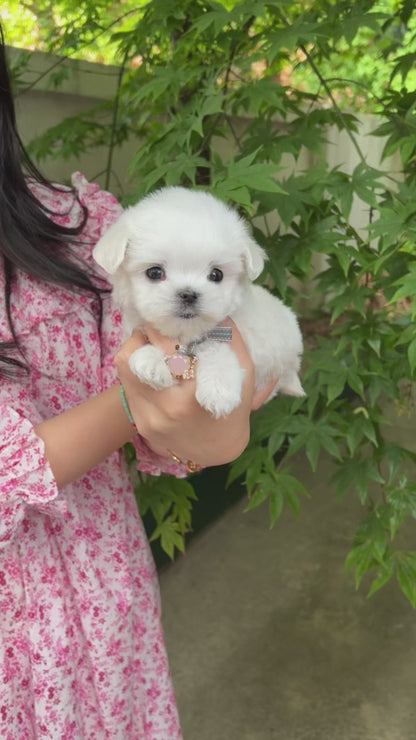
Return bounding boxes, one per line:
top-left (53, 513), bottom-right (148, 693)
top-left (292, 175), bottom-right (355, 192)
top-left (9, 0), bottom-right (416, 605)
top-left (125, 443), bottom-right (198, 558)
top-left (1, 0), bottom-right (143, 61)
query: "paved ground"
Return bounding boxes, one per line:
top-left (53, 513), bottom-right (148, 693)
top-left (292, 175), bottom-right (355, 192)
top-left (160, 437), bottom-right (416, 739)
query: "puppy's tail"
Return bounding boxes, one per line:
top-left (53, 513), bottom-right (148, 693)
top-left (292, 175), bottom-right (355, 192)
top-left (277, 371), bottom-right (306, 398)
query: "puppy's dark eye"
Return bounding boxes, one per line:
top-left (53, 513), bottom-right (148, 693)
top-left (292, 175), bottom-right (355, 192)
top-left (208, 268), bottom-right (223, 283)
top-left (146, 266), bottom-right (165, 281)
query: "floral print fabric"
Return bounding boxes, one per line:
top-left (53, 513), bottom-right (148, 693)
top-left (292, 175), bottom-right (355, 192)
top-left (0, 173), bottom-right (183, 739)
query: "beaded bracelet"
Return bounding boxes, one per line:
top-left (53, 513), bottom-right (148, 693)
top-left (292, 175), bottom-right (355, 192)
top-left (120, 384), bottom-right (137, 431)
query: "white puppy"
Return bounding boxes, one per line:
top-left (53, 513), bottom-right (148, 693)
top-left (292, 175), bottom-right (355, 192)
top-left (93, 187), bottom-right (304, 418)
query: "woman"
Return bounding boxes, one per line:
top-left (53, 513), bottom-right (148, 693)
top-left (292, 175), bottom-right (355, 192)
top-left (0, 26), bottom-right (269, 739)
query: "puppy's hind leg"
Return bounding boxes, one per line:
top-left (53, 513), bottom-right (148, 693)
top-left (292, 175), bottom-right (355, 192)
top-left (129, 344), bottom-right (175, 389)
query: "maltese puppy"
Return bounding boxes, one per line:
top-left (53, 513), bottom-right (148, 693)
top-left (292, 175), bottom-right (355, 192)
top-left (93, 187), bottom-right (304, 418)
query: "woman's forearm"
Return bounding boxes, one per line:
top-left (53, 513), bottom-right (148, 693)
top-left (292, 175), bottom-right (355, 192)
top-left (34, 384), bottom-right (135, 488)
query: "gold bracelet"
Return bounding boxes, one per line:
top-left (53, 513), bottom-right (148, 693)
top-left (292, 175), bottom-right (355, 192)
top-left (167, 450), bottom-right (201, 474)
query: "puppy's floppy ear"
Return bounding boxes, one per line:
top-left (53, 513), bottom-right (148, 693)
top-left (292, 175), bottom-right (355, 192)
top-left (243, 236), bottom-right (267, 281)
top-left (93, 216), bottom-right (130, 274)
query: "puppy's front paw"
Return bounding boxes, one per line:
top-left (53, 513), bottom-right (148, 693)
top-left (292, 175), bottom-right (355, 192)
top-left (196, 381), bottom-right (242, 419)
top-left (195, 344), bottom-right (245, 419)
top-left (129, 345), bottom-right (175, 389)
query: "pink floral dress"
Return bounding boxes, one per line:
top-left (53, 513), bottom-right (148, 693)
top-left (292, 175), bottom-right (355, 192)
top-left (0, 173), bottom-right (185, 739)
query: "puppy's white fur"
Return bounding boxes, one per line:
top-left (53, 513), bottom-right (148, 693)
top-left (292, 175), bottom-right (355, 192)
top-left (94, 187), bottom-right (304, 418)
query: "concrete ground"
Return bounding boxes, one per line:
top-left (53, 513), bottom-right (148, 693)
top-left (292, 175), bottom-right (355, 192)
top-left (159, 437), bottom-right (416, 739)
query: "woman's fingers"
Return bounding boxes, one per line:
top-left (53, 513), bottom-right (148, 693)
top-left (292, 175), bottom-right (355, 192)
top-left (114, 329), bottom-right (147, 368)
top-left (251, 379), bottom-right (278, 411)
top-left (144, 325), bottom-right (182, 355)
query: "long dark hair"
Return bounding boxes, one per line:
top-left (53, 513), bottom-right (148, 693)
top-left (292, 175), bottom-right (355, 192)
top-left (0, 25), bottom-right (110, 377)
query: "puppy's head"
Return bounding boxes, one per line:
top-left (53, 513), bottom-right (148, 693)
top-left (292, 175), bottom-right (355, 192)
top-left (93, 187), bottom-right (266, 340)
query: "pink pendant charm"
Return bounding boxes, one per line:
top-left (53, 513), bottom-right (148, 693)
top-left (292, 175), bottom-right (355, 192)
top-left (165, 352), bottom-right (197, 380)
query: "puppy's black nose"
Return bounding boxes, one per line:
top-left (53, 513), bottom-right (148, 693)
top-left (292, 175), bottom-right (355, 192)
top-left (178, 289), bottom-right (199, 304)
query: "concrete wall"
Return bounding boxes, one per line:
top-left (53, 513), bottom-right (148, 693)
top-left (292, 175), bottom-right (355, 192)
top-left (12, 47), bottom-right (138, 198)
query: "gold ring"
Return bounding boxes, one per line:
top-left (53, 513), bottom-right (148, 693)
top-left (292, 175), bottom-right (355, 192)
top-left (164, 344), bottom-right (198, 380)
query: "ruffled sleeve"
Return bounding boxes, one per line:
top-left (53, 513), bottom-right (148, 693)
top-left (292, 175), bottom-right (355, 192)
top-left (71, 172), bottom-right (123, 252)
top-left (0, 405), bottom-right (66, 549)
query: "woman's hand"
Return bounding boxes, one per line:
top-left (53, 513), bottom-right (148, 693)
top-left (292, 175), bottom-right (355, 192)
top-left (115, 321), bottom-right (276, 468)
